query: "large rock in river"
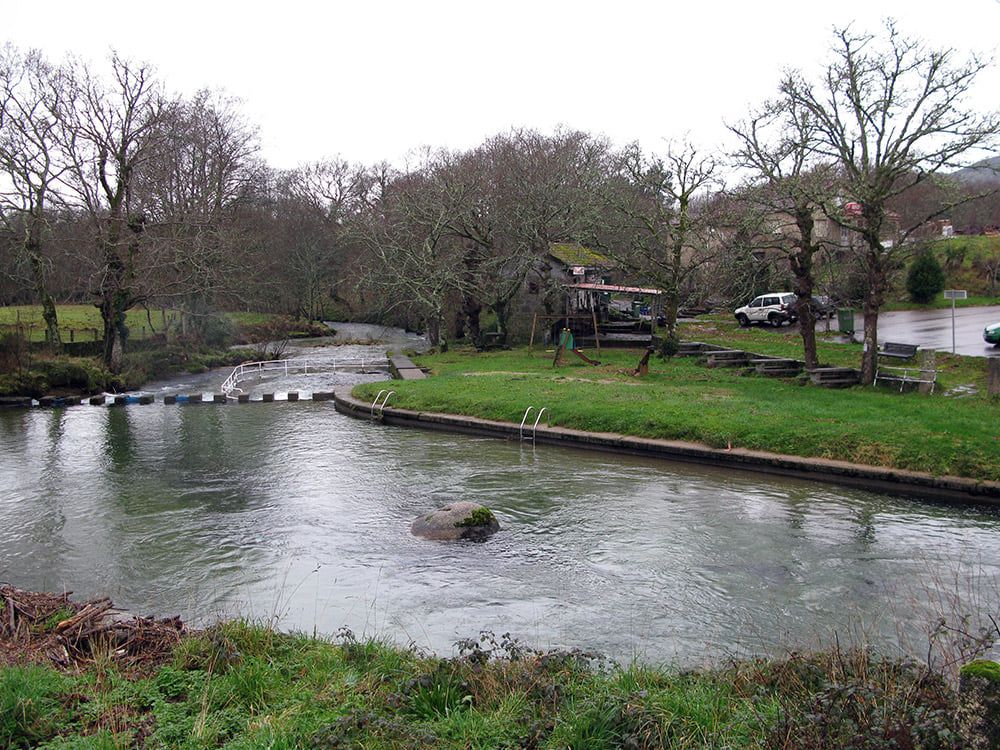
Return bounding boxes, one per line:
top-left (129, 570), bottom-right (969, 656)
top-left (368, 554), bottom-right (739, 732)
top-left (411, 502), bottom-right (500, 541)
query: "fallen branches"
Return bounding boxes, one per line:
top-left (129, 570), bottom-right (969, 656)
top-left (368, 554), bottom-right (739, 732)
top-left (0, 585), bottom-right (185, 671)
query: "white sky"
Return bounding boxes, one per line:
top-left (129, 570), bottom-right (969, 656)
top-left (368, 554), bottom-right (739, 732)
top-left (5, 0), bottom-right (1000, 170)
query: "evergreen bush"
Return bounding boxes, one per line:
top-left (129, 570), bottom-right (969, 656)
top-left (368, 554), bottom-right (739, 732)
top-left (906, 251), bottom-right (946, 304)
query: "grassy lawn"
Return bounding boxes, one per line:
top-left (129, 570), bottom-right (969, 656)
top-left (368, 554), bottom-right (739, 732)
top-left (355, 339), bottom-right (999, 482)
top-left (0, 306), bottom-right (327, 346)
top-left (0, 620), bottom-right (962, 749)
top-left (0, 305), bottom-right (180, 342)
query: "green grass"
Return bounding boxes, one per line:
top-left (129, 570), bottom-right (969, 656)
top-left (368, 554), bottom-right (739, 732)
top-left (0, 305), bottom-right (181, 342)
top-left (0, 306), bottom-right (290, 343)
top-left (355, 339), bottom-right (1000, 481)
top-left (0, 623), bottom-right (967, 749)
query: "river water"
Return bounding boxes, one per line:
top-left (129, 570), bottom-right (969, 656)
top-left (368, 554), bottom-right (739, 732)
top-left (1, 325), bottom-right (998, 665)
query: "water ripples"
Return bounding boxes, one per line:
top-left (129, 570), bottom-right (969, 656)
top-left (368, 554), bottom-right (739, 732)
top-left (1, 356), bottom-right (999, 664)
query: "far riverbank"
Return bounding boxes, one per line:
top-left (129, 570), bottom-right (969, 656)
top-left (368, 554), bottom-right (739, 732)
top-left (350, 345), bottom-right (1000, 485)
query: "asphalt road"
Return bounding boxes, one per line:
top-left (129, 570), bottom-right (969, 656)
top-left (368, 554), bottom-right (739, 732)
top-left (755, 305), bottom-right (1000, 357)
top-left (857, 305), bottom-right (1000, 358)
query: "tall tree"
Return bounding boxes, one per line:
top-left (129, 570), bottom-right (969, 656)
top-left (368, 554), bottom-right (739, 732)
top-left (783, 22), bottom-right (1000, 383)
top-left (354, 158), bottom-right (468, 348)
top-left (596, 140), bottom-right (719, 349)
top-left (59, 53), bottom-right (171, 370)
top-left (438, 129), bottom-right (609, 343)
top-left (0, 45), bottom-right (68, 347)
top-left (273, 158), bottom-right (366, 320)
top-left (730, 97), bottom-right (836, 369)
top-left (137, 89), bottom-right (262, 338)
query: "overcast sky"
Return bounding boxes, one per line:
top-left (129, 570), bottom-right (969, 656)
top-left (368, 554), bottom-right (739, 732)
top-left (5, 1), bottom-right (1000, 169)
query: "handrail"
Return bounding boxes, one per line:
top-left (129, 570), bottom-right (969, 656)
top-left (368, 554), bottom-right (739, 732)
top-left (532, 407), bottom-right (548, 441)
top-left (371, 390), bottom-right (395, 419)
top-left (221, 357), bottom-right (384, 395)
top-left (519, 406), bottom-right (536, 440)
top-left (371, 389), bottom-right (389, 417)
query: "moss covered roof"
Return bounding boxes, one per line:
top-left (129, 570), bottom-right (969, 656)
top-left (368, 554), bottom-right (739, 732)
top-left (548, 243), bottom-right (612, 268)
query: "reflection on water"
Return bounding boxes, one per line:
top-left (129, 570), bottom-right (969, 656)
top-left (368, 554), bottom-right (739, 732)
top-left (1, 341), bottom-right (998, 664)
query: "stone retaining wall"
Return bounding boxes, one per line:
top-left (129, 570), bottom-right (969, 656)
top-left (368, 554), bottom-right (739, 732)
top-left (332, 387), bottom-right (1000, 505)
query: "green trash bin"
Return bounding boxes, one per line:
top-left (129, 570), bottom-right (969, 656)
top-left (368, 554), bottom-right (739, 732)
top-left (837, 308), bottom-right (855, 335)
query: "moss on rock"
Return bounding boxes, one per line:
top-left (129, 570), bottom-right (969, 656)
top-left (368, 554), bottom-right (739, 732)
top-left (960, 659), bottom-right (1000, 682)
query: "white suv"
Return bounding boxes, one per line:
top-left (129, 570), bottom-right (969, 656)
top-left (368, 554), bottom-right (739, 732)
top-left (734, 293), bottom-right (798, 327)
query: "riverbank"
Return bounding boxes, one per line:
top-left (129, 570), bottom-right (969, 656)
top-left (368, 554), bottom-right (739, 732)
top-left (349, 346), bottom-right (1000, 487)
top-left (0, 587), bottom-right (985, 749)
top-left (0, 307), bottom-right (334, 398)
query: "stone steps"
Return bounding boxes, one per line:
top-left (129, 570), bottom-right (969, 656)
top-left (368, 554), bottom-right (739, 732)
top-left (703, 349), bottom-right (750, 367)
top-left (389, 355), bottom-right (426, 380)
top-left (808, 367), bottom-right (861, 388)
top-left (677, 341), bottom-right (727, 357)
top-left (750, 358), bottom-right (804, 378)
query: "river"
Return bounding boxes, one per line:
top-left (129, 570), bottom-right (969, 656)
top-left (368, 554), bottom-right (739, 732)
top-left (1, 325), bottom-right (997, 665)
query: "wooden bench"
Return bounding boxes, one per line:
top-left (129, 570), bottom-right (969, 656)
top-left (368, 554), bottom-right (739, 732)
top-left (878, 342), bottom-right (918, 360)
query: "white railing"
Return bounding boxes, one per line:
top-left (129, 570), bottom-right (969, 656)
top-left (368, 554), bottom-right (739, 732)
top-left (519, 406), bottom-right (549, 442)
top-left (370, 389), bottom-right (395, 419)
top-left (220, 358), bottom-right (387, 396)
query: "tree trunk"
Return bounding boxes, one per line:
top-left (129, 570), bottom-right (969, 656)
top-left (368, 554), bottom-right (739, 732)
top-left (860, 281), bottom-right (881, 385)
top-left (25, 222), bottom-right (61, 350)
top-left (40, 293), bottom-right (60, 350)
top-left (860, 243), bottom-right (888, 385)
top-left (462, 293), bottom-right (481, 345)
top-left (663, 295), bottom-right (680, 341)
top-left (494, 300), bottom-right (511, 341)
top-left (426, 315), bottom-right (441, 347)
top-left (100, 293), bottom-right (128, 373)
top-left (98, 210), bottom-right (128, 372)
top-left (791, 211), bottom-right (819, 370)
top-left (797, 298), bottom-right (818, 370)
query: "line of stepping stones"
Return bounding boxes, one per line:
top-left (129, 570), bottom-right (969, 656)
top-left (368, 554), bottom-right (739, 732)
top-left (1, 392), bottom-right (337, 409)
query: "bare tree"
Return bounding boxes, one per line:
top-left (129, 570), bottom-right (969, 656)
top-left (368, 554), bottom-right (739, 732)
top-left (730, 97), bottom-right (837, 369)
top-left (783, 22), bottom-right (1000, 383)
top-left (354, 158), bottom-right (469, 348)
top-left (596, 140), bottom-right (719, 349)
top-left (0, 45), bottom-right (68, 347)
top-left (58, 53), bottom-right (172, 370)
top-left (270, 158), bottom-right (366, 320)
top-left (137, 89), bottom-right (263, 338)
top-left (423, 130), bottom-right (608, 344)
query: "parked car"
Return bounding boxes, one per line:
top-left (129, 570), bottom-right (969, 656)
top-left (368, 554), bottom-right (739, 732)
top-left (734, 292), bottom-right (798, 327)
top-left (789, 294), bottom-right (837, 320)
top-left (985, 321), bottom-right (1000, 346)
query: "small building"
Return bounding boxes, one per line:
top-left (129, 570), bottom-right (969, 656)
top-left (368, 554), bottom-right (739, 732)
top-left (515, 242), bottom-right (662, 346)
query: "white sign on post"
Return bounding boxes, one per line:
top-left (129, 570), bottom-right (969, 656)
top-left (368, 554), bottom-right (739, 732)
top-left (943, 290), bottom-right (967, 353)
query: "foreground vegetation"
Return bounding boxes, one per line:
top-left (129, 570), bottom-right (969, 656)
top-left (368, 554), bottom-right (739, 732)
top-left (354, 340), bottom-right (1000, 482)
top-left (0, 620), bottom-right (979, 749)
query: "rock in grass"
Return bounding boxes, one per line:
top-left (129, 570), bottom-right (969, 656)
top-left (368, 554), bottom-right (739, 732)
top-left (959, 660), bottom-right (1000, 746)
top-left (411, 502), bottom-right (500, 541)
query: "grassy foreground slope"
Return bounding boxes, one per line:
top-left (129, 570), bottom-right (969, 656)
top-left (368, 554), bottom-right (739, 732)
top-left (0, 621), bottom-right (966, 749)
top-left (354, 343), bottom-right (999, 482)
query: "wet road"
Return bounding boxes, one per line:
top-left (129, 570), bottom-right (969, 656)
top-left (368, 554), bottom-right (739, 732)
top-left (747, 305), bottom-right (1000, 357)
top-left (862, 306), bottom-right (999, 357)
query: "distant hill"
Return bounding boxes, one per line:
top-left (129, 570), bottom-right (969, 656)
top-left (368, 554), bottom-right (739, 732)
top-left (950, 155), bottom-right (1000, 185)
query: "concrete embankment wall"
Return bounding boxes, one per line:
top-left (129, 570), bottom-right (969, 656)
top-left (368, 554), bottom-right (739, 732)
top-left (333, 388), bottom-right (1000, 505)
